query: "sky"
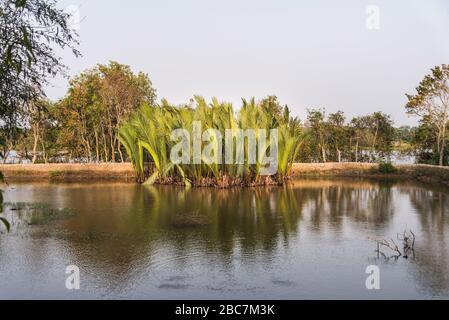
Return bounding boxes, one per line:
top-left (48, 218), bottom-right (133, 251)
top-left (48, 0), bottom-right (449, 126)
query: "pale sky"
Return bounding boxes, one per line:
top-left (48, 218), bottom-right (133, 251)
top-left (48, 0), bottom-right (449, 126)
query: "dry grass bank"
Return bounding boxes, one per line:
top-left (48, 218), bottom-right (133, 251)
top-left (1, 162), bottom-right (449, 186)
top-left (291, 163), bottom-right (377, 176)
top-left (291, 162), bottom-right (449, 186)
top-left (0, 163), bottom-right (135, 182)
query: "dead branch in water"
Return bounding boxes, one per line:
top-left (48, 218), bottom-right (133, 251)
top-left (369, 229), bottom-right (416, 260)
top-left (397, 229), bottom-right (416, 258)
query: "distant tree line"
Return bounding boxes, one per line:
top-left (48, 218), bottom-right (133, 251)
top-left (1, 1), bottom-right (447, 167)
top-left (1, 62), bottom-right (448, 166)
top-left (1, 61), bottom-right (156, 163)
top-left (299, 109), bottom-right (395, 163)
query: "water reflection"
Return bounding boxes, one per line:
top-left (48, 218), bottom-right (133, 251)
top-left (1, 178), bottom-right (449, 298)
top-left (288, 179), bottom-right (395, 229)
top-left (401, 186), bottom-right (449, 295)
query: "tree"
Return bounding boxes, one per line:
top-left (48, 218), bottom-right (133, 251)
top-left (0, 117), bottom-right (24, 163)
top-left (306, 109), bottom-right (328, 162)
top-left (396, 125), bottom-right (415, 144)
top-left (55, 62), bottom-right (157, 162)
top-left (24, 99), bottom-right (58, 163)
top-left (98, 62), bottom-right (157, 162)
top-left (305, 109), bottom-right (353, 163)
top-left (0, 0), bottom-right (80, 121)
top-left (1, 0), bottom-right (80, 165)
top-left (260, 95), bottom-right (284, 123)
top-left (328, 111), bottom-right (348, 162)
top-left (350, 112), bottom-right (394, 162)
top-left (412, 115), bottom-right (449, 165)
top-left (395, 125), bottom-right (416, 156)
top-left (259, 95), bottom-right (301, 133)
top-left (406, 64), bottom-right (449, 166)
top-left (369, 112), bottom-right (395, 159)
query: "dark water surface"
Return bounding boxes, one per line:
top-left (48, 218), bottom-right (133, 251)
top-left (0, 178), bottom-right (448, 299)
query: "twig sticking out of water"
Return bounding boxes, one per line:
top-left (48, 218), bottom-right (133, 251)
top-left (370, 229), bottom-right (416, 260)
top-left (397, 230), bottom-right (415, 259)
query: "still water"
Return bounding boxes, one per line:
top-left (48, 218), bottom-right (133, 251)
top-left (0, 178), bottom-right (448, 299)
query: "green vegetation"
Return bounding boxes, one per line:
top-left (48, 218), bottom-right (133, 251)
top-left (378, 162), bottom-right (398, 174)
top-left (299, 109), bottom-right (395, 163)
top-left (49, 170), bottom-right (63, 178)
top-left (0, 61), bottom-right (448, 177)
top-left (1, 61), bottom-right (156, 163)
top-left (6, 202), bottom-right (74, 225)
top-left (118, 96), bottom-right (303, 187)
top-left (0, 0), bottom-right (448, 180)
top-left (406, 64), bottom-right (449, 166)
top-left (0, 0), bottom-right (80, 132)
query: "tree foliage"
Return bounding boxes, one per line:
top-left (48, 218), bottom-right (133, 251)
top-left (406, 64), bottom-right (449, 166)
top-left (38, 62), bottom-right (157, 163)
top-left (300, 109), bottom-right (394, 163)
top-left (0, 0), bottom-right (80, 123)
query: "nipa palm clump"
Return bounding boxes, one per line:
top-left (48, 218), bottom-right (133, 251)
top-left (118, 96), bottom-right (304, 188)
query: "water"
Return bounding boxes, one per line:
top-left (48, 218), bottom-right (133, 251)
top-left (0, 178), bottom-right (448, 299)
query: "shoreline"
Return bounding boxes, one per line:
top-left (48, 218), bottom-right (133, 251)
top-left (0, 163), bottom-right (136, 182)
top-left (1, 162), bottom-right (449, 186)
top-left (291, 163), bottom-right (449, 186)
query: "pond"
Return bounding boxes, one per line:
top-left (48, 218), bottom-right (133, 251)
top-left (0, 178), bottom-right (448, 299)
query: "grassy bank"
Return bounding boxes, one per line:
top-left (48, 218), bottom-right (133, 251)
top-left (1, 162), bottom-right (449, 186)
top-left (291, 162), bottom-right (449, 186)
top-left (0, 163), bottom-right (135, 182)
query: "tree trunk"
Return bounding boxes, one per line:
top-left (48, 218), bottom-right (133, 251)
top-left (2, 149), bottom-right (8, 164)
top-left (109, 126), bottom-right (115, 163)
top-left (110, 138), bottom-right (115, 163)
top-left (321, 146), bottom-right (326, 163)
top-left (82, 137), bottom-right (92, 163)
top-left (102, 132), bottom-right (109, 162)
top-left (372, 124), bottom-right (379, 161)
top-left (95, 130), bottom-right (100, 163)
top-left (41, 140), bottom-right (48, 164)
top-left (439, 120), bottom-right (447, 166)
top-left (32, 124), bottom-right (39, 164)
top-left (117, 140), bottom-right (124, 163)
top-left (439, 138), bottom-right (446, 166)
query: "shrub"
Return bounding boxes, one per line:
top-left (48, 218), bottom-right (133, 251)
top-left (378, 162), bottom-right (397, 174)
